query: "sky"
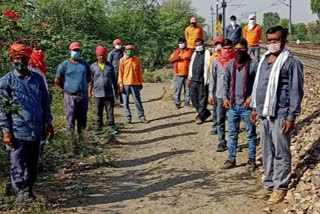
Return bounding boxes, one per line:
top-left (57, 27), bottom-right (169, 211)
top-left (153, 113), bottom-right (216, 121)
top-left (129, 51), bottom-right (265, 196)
top-left (192, 0), bottom-right (318, 28)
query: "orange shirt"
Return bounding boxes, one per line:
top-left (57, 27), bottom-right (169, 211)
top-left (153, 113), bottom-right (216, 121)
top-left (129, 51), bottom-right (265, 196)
top-left (243, 24), bottom-right (262, 47)
top-left (118, 56), bottom-right (143, 86)
top-left (185, 25), bottom-right (204, 48)
top-left (169, 48), bottom-right (192, 76)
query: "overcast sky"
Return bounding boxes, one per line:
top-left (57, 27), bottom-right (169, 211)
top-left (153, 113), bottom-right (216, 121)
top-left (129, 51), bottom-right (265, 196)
top-left (192, 0), bottom-right (318, 27)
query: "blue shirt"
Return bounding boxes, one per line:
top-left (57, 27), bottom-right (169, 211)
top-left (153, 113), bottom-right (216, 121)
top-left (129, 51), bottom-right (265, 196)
top-left (0, 70), bottom-right (52, 141)
top-left (56, 60), bottom-right (91, 93)
top-left (90, 62), bottom-right (117, 98)
top-left (255, 54), bottom-right (304, 121)
top-left (107, 49), bottom-right (124, 74)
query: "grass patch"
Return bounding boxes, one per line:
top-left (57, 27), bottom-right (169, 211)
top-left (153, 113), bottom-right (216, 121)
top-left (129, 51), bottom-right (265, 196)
top-left (0, 87), bottom-right (118, 213)
top-left (143, 68), bottom-right (174, 83)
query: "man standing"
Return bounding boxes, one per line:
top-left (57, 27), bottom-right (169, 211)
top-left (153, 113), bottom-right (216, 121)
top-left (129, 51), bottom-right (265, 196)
top-left (209, 39), bottom-right (235, 151)
top-left (187, 38), bottom-right (211, 124)
top-left (222, 39), bottom-right (258, 170)
top-left (108, 39), bottom-right (124, 105)
top-left (0, 43), bottom-right (54, 204)
top-left (243, 15), bottom-right (262, 61)
top-left (226, 15), bottom-right (242, 45)
top-left (185, 16), bottom-right (204, 49)
top-left (118, 44), bottom-right (147, 124)
top-left (169, 38), bottom-right (192, 109)
top-left (55, 42), bottom-right (91, 136)
top-left (89, 46), bottom-right (118, 131)
top-left (251, 26), bottom-right (304, 204)
top-left (209, 36), bottom-right (224, 135)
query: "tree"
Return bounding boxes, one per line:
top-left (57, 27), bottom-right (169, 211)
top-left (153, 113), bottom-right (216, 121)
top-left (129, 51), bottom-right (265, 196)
top-left (311, 0), bottom-right (320, 20)
top-left (306, 22), bottom-right (320, 35)
top-left (292, 23), bottom-right (308, 41)
top-left (279, 18), bottom-right (289, 28)
top-left (263, 12), bottom-right (280, 32)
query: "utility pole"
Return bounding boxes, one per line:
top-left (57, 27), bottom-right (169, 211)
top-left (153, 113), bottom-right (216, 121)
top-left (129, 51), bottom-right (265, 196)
top-left (289, 0), bottom-right (292, 35)
top-left (211, 6), bottom-right (214, 38)
top-left (222, 0), bottom-right (227, 38)
top-left (216, 0), bottom-right (219, 37)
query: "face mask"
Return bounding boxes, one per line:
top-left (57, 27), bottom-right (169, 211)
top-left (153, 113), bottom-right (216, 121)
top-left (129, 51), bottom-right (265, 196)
top-left (14, 62), bottom-right (28, 71)
top-left (71, 50), bottom-right (81, 59)
top-left (179, 43), bottom-right (186, 49)
top-left (215, 44), bottom-right (222, 52)
top-left (115, 45), bottom-right (122, 50)
top-left (221, 48), bottom-right (235, 58)
top-left (33, 52), bottom-right (45, 61)
top-left (126, 50), bottom-right (134, 57)
top-left (195, 46), bottom-right (204, 52)
top-left (235, 50), bottom-right (250, 63)
top-left (249, 20), bottom-right (256, 25)
top-left (267, 43), bottom-right (282, 54)
top-left (231, 21), bottom-right (236, 27)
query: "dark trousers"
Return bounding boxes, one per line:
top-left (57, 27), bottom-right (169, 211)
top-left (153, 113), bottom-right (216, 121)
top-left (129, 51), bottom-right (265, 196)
top-left (95, 96), bottom-right (115, 127)
top-left (64, 93), bottom-right (89, 134)
top-left (10, 138), bottom-right (40, 194)
top-left (216, 98), bottom-right (227, 145)
top-left (190, 81), bottom-right (211, 121)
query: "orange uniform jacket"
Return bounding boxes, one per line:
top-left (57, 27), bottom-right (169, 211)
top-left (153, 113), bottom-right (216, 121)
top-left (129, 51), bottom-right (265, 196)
top-left (118, 56), bottom-right (143, 86)
top-left (169, 48), bottom-right (192, 76)
top-left (243, 24), bottom-right (262, 47)
top-left (185, 25), bottom-right (204, 49)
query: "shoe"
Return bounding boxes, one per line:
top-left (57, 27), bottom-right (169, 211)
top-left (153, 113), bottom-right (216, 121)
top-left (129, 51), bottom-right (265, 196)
top-left (126, 118), bottom-right (132, 124)
top-left (28, 190), bottom-right (37, 200)
top-left (175, 104), bottom-right (181, 110)
top-left (203, 111), bottom-right (212, 122)
top-left (195, 119), bottom-right (203, 124)
top-left (185, 103), bottom-right (192, 107)
top-left (267, 190), bottom-right (287, 204)
top-left (140, 117), bottom-right (148, 124)
top-left (15, 191), bottom-right (32, 207)
top-left (221, 159), bottom-right (236, 169)
top-left (211, 127), bottom-right (218, 135)
top-left (246, 159), bottom-right (256, 172)
top-left (252, 189), bottom-right (273, 199)
top-left (107, 121), bottom-right (115, 127)
top-left (216, 143), bottom-right (228, 152)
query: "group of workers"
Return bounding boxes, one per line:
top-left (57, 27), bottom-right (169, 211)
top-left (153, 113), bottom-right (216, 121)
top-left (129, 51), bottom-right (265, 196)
top-left (0, 38), bottom-right (146, 205)
top-left (0, 13), bottom-right (304, 207)
top-left (169, 15), bottom-right (304, 205)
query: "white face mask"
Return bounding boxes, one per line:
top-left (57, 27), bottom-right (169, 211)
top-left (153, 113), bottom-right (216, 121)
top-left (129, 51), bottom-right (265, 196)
top-left (267, 43), bottom-right (282, 53)
top-left (249, 20), bottom-right (256, 25)
top-left (215, 44), bottom-right (222, 52)
top-left (231, 21), bottom-right (236, 26)
top-left (195, 46), bottom-right (204, 52)
top-left (115, 45), bottom-right (122, 50)
top-left (179, 43), bottom-right (186, 49)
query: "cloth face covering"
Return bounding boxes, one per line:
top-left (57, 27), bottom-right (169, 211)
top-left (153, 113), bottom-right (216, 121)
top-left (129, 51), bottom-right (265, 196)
top-left (71, 50), bottom-right (81, 59)
top-left (195, 46), bottom-right (204, 52)
top-left (179, 43), bottom-right (186, 49)
top-left (267, 43), bottom-right (282, 53)
top-left (126, 50), bottom-right (134, 57)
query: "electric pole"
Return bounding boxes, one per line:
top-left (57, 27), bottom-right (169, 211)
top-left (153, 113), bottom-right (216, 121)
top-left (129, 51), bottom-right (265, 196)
top-left (222, 0), bottom-right (227, 38)
top-left (216, 0), bottom-right (219, 37)
top-left (211, 6), bottom-right (214, 38)
top-left (289, 0), bottom-right (292, 35)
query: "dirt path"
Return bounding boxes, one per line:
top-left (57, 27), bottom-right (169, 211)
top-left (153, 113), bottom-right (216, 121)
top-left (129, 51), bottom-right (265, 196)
top-left (63, 83), bottom-right (284, 214)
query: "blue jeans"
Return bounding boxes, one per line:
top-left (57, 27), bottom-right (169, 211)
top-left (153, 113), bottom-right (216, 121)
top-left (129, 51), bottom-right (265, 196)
top-left (122, 85), bottom-right (145, 120)
top-left (173, 76), bottom-right (190, 106)
top-left (228, 105), bottom-right (256, 161)
top-left (10, 138), bottom-right (40, 194)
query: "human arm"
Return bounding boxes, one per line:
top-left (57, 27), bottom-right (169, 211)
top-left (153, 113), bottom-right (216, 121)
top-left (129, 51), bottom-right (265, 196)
top-left (223, 63), bottom-right (231, 109)
top-left (55, 62), bottom-right (65, 89)
top-left (0, 77), bottom-right (13, 146)
top-left (118, 60), bottom-right (124, 92)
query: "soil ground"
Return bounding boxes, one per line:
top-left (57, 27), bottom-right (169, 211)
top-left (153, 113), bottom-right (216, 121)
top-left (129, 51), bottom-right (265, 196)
top-left (59, 83), bottom-right (285, 214)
